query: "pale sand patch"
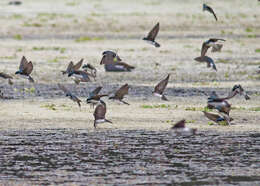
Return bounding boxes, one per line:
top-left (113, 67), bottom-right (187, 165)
top-left (1, 97), bottom-right (259, 132)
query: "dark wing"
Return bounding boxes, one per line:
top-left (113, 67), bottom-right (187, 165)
top-left (171, 119), bottom-right (186, 129)
top-left (58, 83), bottom-right (70, 94)
top-left (201, 42), bottom-right (210, 57)
top-left (25, 61), bottom-right (33, 75)
top-left (115, 84), bottom-right (129, 99)
top-left (154, 74), bottom-right (170, 94)
top-left (65, 61), bottom-right (74, 73)
top-left (209, 38), bottom-right (226, 42)
top-left (100, 55), bottom-right (114, 65)
top-left (146, 22), bottom-right (159, 41)
top-left (19, 56), bottom-right (28, 71)
top-left (0, 72), bottom-right (13, 79)
top-left (94, 104), bottom-right (106, 120)
top-left (90, 86), bottom-right (103, 96)
top-left (73, 59), bottom-right (83, 70)
top-left (208, 6), bottom-right (218, 21)
top-left (211, 44), bottom-right (223, 52)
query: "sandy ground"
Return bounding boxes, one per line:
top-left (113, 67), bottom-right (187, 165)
top-left (0, 0), bottom-right (259, 131)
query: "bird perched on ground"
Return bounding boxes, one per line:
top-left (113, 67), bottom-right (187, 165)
top-left (58, 83), bottom-right (82, 108)
top-left (94, 100), bottom-right (112, 128)
top-left (203, 4), bottom-right (218, 21)
top-left (170, 119), bottom-right (197, 136)
top-left (153, 74), bottom-right (170, 101)
top-left (0, 72), bottom-right (13, 85)
top-left (86, 86), bottom-right (108, 107)
top-left (15, 56), bottom-right (34, 83)
top-left (109, 84), bottom-right (130, 105)
top-left (100, 51), bottom-right (135, 72)
top-left (61, 59), bottom-right (83, 75)
top-left (201, 38), bottom-right (226, 57)
top-left (143, 22), bottom-right (160, 47)
top-left (203, 111), bottom-right (233, 125)
top-left (82, 63), bottom-right (97, 78)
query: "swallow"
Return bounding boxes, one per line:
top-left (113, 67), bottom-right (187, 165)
top-left (109, 83), bottom-right (130, 105)
top-left (87, 86), bottom-right (108, 107)
top-left (203, 111), bottom-right (233, 125)
top-left (143, 22), bottom-right (160, 47)
top-left (208, 85), bottom-right (250, 102)
top-left (194, 56), bottom-right (217, 71)
top-left (15, 56), bottom-right (34, 83)
top-left (153, 74), bottom-right (170, 101)
top-left (105, 62), bottom-right (135, 72)
top-left (100, 51), bottom-right (122, 65)
top-left (94, 100), bottom-right (112, 128)
top-left (203, 4), bottom-right (218, 21)
top-left (170, 119), bottom-right (197, 136)
top-left (61, 59), bottom-right (83, 75)
top-left (207, 99), bottom-right (231, 116)
top-left (201, 38), bottom-right (226, 57)
top-left (0, 72), bottom-right (13, 85)
top-left (82, 63), bottom-right (97, 78)
top-left (58, 83), bottom-right (82, 108)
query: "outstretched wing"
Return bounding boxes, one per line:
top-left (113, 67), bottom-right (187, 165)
top-left (0, 72), bottom-right (13, 79)
top-left (73, 59), bottom-right (83, 70)
top-left (154, 74), bottom-right (170, 94)
top-left (208, 7), bottom-right (218, 21)
top-left (19, 56), bottom-right (28, 71)
top-left (90, 86), bottom-right (102, 97)
top-left (115, 84), bottom-right (129, 99)
top-left (201, 42), bottom-right (210, 57)
top-left (203, 111), bottom-right (220, 122)
top-left (65, 61), bottom-right (74, 73)
top-left (25, 61), bottom-right (33, 75)
top-left (146, 22), bottom-right (159, 41)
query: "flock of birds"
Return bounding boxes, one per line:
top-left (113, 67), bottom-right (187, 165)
top-left (0, 3), bottom-right (254, 134)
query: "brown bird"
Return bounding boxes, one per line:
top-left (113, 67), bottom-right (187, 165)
top-left (68, 70), bottom-right (94, 84)
top-left (153, 74), bottom-right (170, 101)
top-left (109, 83), bottom-right (130, 105)
top-left (61, 59), bottom-right (83, 75)
top-left (201, 38), bottom-right (226, 57)
top-left (194, 56), bottom-right (217, 71)
top-left (143, 22), bottom-right (160, 47)
top-left (170, 119), bottom-right (197, 135)
top-left (15, 56), bottom-right (34, 83)
top-left (58, 83), bottom-right (82, 108)
top-left (203, 111), bottom-right (233, 125)
top-left (0, 72), bottom-right (13, 85)
top-left (100, 51), bottom-right (122, 65)
top-left (94, 100), bottom-right (112, 128)
top-left (203, 4), bottom-right (218, 21)
top-left (87, 86), bottom-right (108, 107)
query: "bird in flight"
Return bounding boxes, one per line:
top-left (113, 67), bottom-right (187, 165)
top-left (153, 74), bottom-right (170, 101)
top-left (170, 119), bottom-right (197, 136)
top-left (93, 100), bottom-right (112, 128)
top-left (143, 22), bottom-right (160, 47)
top-left (15, 56), bottom-right (34, 83)
top-left (58, 83), bottom-right (82, 108)
top-left (109, 84), bottom-right (130, 105)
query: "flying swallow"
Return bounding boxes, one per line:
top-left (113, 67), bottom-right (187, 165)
top-left (61, 59), bottom-right (83, 75)
top-left (94, 100), bottom-right (112, 128)
top-left (203, 111), bottom-right (233, 125)
top-left (201, 38), bottom-right (226, 57)
top-left (82, 63), bottom-right (97, 78)
top-left (15, 56), bottom-right (34, 83)
top-left (143, 22), bottom-right (160, 47)
top-left (58, 83), bottom-right (82, 108)
top-left (87, 86), bottom-right (108, 107)
top-left (153, 74), bottom-right (170, 101)
top-left (194, 56), bottom-right (217, 71)
top-left (109, 83), bottom-right (130, 105)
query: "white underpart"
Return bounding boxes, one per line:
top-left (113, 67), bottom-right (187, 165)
top-left (153, 93), bottom-right (162, 98)
top-left (146, 40), bottom-right (155, 45)
top-left (72, 74), bottom-right (82, 79)
top-left (115, 65), bottom-right (124, 69)
top-left (95, 119), bottom-right (105, 123)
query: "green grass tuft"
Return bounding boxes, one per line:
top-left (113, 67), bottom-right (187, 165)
top-left (75, 36), bottom-right (103, 42)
